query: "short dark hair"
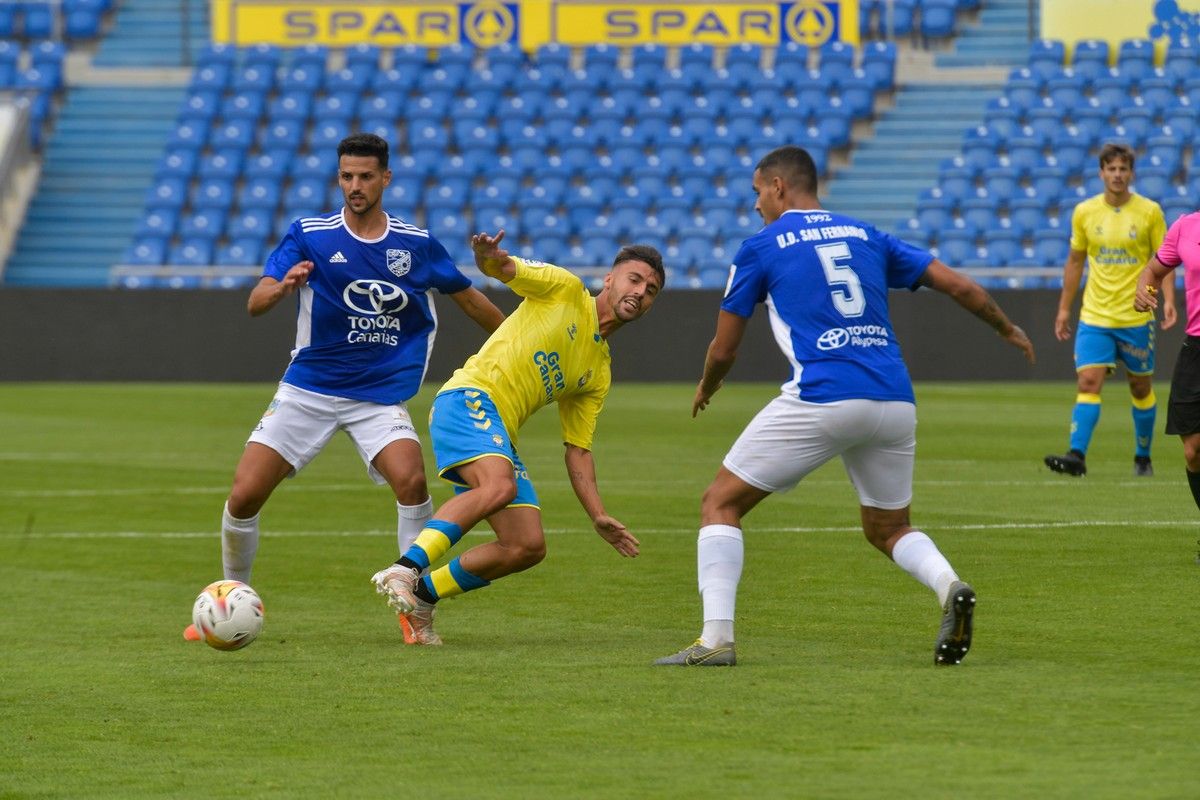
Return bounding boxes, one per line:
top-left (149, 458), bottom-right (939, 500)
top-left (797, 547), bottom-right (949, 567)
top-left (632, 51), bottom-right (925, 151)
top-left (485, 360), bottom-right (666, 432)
top-left (613, 244), bottom-right (666, 288)
top-left (337, 132), bottom-right (389, 169)
top-left (756, 145), bottom-right (819, 196)
top-left (1098, 142), bottom-right (1135, 169)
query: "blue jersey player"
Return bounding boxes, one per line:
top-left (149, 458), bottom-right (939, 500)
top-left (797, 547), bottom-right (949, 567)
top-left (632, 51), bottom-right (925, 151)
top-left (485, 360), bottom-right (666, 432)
top-left (184, 134), bottom-right (504, 644)
top-left (655, 146), bottom-right (1035, 667)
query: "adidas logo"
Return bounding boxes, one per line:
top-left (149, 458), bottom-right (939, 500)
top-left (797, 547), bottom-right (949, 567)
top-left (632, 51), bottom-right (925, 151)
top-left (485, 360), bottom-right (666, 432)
top-left (329, 251), bottom-right (347, 263)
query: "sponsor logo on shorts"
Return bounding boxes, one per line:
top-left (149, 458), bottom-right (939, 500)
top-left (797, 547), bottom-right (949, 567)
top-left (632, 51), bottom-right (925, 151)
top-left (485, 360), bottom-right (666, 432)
top-left (817, 325), bottom-right (890, 350)
top-left (492, 434), bottom-right (504, 446)
top-left (264, 397), bottom-right (281, 416)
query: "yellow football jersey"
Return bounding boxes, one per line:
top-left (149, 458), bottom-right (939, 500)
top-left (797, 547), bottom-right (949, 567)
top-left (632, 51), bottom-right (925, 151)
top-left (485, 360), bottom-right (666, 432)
top-left (440, 257), bottom-right (611, 449)
top-left (1070, 192), bottom-right (1165, 327)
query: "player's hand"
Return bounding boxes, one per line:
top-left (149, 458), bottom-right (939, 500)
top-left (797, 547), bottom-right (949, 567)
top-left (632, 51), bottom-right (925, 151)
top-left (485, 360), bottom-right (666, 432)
top-left (1053, 308), bottom-right (1072, 342)
top-left (593, 514), bottom-right (639, 557)
top-left (1004, 324), bottom-right (1036, 365)
top-left (1162, 297), bottom-right (1178, 329)
top-left (1133, 282), bottom-right (1159, 313)
top-left (282, 260), bottom-right (313, 292)
top-left (693, 381), bottom-right (721, 417)
top-left (471, 230), bottom-right (507, 259)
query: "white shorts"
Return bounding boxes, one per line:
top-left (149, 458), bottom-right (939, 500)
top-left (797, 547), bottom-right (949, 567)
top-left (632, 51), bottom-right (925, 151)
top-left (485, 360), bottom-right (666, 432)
top-left (723, 395), bottom-right (916, 510)
top-left (247, 383), bottom-right (420, 484)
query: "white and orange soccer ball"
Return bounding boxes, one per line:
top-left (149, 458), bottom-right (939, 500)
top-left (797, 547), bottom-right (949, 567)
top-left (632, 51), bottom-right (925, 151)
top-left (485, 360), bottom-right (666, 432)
top-left (191, 580), bottom-right (264, 651)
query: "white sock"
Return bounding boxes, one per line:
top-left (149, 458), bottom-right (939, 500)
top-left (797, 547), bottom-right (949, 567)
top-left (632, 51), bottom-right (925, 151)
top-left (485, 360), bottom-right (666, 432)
top-left (221, 502), bottom-right (260, 583)
top-left (890, 530), bottom-right (959, 607)
top-left (697, 524), bottom-right (743, 647)
top-left (396, 497), bottom-right (433, 556)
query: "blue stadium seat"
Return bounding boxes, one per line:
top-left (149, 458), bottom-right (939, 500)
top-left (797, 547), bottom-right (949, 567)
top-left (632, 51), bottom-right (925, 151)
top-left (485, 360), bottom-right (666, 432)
top-left (314, 92), bottom-right (359, 121)
top-left (1138, 74), bottom-right (1179, 114)
top-left (1032, 228), bottom-right (1069, 263)
top-left (220, 91), bottom-right (266, 122)
top-left (267, 91), bottom-right (312, 121)
top-left (1144, 135), bottom-right (1184, 173)
top-left (209, 119), bottom-right (254, 150)
top-left (192, 178), bottom-right (235, 210)
top-left (961, 192), bottom-right (1004, 233)
top-left (369, 67), bottom-right (414, 94)
top-left (289, 43), bottom-right (328, 71)
top-left (1120, 104), bottom-right (1156, 141)
top-left (916, 190), bottom-right (955, 231)
top-left (168, 239), bottom-right (215, 267)
top-left (279, 65), bottom-right (323, 93)
top-left (244, 150), bottom-right (289, 181)
top-left (198, 149), bottom-right (244, 181)
top-left (259, 119), bottom-right (304, 151)
top-left (215, 239), bottom-right (263, 268)
top-left (981, 164), bottom-right (1021, 200)
top-left (1004, 67), bottom-right (1043, 111)
top-left (123, 238), bottom-right (168, 267)
top-left (283, 178), bottom-right (327, 216)
top-left (1072, 39), bottom-right (1111, 83)
top-left (180, 208), bottom-right (226, 240)
top-left (1007, 198), bottom-right (1046, 238)
top-left (135, 209), bottom-right (177, 239)
top-left (920, 0), bottom-right (958, 41)
top-left (1134, 168), bottom-right (1172, 202)
top-left (155, 148), bottom-right (197, 180)
top-left (231, 65), bottom-right (273, 94)
top-left (861, 41), bottom-right (897, 91)
top-left (290, 150), bottom-right (336, 180)
top-left (679, 42), bottom-right (715, 71)
top-left (146, 177), bottom-right (188, 210)
top-left (1045, 72), bottom-right (1085, 109)
top-left (887, 0), bottom-right (916, 36)
top-left (1165, 39), bottom-right (1200, 82)
top-left (1092, 73), bottom-right (1133, 109)
top-left (1162, 196), bottom-right (1195, 224)
top-left (583, 43), bottom-right (619, 71)
top-left (22, 3), bottom-right (56, 39)
top-left (1117, 39), bottom-right (1155, 81)
top-left (936, 227), bottom-right (977, 265)
top-left (1028, 39), bottom-right (1066, 80)
top-left (243, 43), bottom-right (282, 71)
top-left (894, 217), bottom-right (934, 249)
top-left (236, 178), bottom-right (281, 210)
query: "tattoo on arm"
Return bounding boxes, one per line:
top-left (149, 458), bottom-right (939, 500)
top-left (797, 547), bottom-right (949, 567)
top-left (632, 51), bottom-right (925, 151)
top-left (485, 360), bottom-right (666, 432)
top-left (973, 294), bottom-right (1011, 334)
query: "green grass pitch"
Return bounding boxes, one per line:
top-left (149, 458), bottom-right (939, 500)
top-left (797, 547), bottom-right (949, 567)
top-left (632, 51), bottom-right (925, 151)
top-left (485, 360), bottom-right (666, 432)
top-left (1, 382), bottom-right (1197, 798)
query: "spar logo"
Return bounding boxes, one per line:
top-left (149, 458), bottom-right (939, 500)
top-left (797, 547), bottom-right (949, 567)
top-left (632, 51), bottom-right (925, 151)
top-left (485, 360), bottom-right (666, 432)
top-left (817, 325), bottom-right (890, 350)
top-left (343, 279), bottom-right (408, 315)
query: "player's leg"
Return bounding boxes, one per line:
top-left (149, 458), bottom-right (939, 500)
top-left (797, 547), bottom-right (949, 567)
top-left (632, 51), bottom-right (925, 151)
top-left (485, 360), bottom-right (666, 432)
top-left (1164, 338), bottom-right (1200, 561)
top-left (844, 400), bottom-right (974, 665)
top-left (656, 395), bottom-right (834, 667)
top-left (224, 384), bottom-right (338, 582)
top-left (345, 400), bottom-right (432, 555)
top-left (1048, 323), bottom-right (1115, 475)
top-left (1118, 322), bottom-right (1158, 476)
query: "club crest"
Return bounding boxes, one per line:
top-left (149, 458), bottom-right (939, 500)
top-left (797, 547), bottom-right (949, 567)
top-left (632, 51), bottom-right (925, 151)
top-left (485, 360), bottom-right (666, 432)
top-left (387, 249), bottom-right (412, 277)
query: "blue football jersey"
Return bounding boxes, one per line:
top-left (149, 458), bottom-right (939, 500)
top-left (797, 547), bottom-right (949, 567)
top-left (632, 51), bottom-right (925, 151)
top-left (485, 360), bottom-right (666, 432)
top-left (722, 209), bottom-right (934, 403)
top-left (263, 209), bottom-right (471, 405)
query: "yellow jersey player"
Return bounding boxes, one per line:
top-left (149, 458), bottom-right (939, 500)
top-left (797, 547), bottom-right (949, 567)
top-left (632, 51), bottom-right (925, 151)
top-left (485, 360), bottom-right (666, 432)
top-left (370, 230), bottom-right (664, 644)
top-left (1045, 142), bottom-right (1176, 478)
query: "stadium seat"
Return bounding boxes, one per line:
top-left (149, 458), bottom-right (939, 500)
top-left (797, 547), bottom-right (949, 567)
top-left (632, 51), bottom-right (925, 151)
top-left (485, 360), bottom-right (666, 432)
top-left (919, 0), bottom-right (958, 42)
top-left (1032, 229), bottom-right (1069, 263)
top-left (1045, 73), bottom-right (1085, 109)
top-left (1007, 197), bottom-right (1046, 238)
top-left (861, 41), bottom-right (897, 91)
top-left (1165, 39), bottom-right (1200, 81)
top-left (198, 149), bottom-right (244, 181)
top-left (1134, 168), bottom-right (1172, 202)
top-left (155, 148), bottom-right (197, 180)
top-left (916, 190), bottom-right (955, 231)
top-left (279, 65), bottom-right (323, 93)
top-left (231, 65), bottom-right (274, 94)
top-left (936, 227), bottom-right (977, 265)
top-left (679, 43), bottom-right (715, 71)
top-left (22, 3), bottom-right (56, 39)
top-left (290, 150), bottom-right (336, 180)
top-left (259, 119), bottom-right (304, 151)
top-left (1092, 73), bottom-right (1133, 109)
top-left (191, 178), bottom-right (235, 211)
top-left (236, 178), bottom-right (281, 209)
top-left (146, 177), bottom-right (188, 210)
top-left (168, 239), bottom-right (215, 267)
top-left (180, 209), bottom-right (227, 240)
top-left (887, 0), bottom-right (916, 36)
top-left (1028, 39), bottom-right (1066, 80)
top-left (961, 192), bottom-right (1004, 233)
top-left (1004, 68), bottom-right (1043, 111)
top-left (1162, 196), bottom-right (1195, 224)
top-left (123, 238), bottom-right (168, 267)
top-left (1117, 39), bottom-right (1155, 81)
top-left (135, 209), bottom-right (177, 239)
top-left (215, 239), bottom-right (263, 267)
top-left (1072, 39), bottom-right (1111, 83)
top-left (245, 150), bottom-right (289, 181)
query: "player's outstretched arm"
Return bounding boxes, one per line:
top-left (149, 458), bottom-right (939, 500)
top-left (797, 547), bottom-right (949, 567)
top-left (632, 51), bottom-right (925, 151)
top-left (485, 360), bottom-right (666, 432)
top-left (449, 286), bottom-right (506, 333)
top-left (919, 259), bottom-right (1036, 364)
top-left (564, 443), bottom-right (639, 557)
top-left (247, 260), bottom-right (313, 317)
top-left (471, 230), bottom-right (517, 283)
top-left (694, 310), bottom-right (750, 417)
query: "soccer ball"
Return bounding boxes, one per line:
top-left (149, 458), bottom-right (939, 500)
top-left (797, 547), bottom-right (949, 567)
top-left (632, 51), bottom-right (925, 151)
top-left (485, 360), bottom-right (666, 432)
top-left (191, 580), bottom-right (264, 651)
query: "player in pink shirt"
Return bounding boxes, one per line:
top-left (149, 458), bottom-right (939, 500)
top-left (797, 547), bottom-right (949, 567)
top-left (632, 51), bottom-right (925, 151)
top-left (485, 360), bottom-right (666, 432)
top-left (1134, 210), bottom-right (1200, 562)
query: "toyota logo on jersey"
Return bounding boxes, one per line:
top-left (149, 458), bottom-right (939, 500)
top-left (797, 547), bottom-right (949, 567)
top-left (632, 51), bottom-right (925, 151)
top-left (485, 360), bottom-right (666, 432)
top-left (343, 279), bottom-right (409, 315)
top-left (816, 328), bottom-right (850, 350)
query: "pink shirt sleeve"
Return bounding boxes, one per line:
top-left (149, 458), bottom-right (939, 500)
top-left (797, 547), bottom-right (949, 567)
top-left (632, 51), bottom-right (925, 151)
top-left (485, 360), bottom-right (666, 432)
top-left (1157, 215), bottom-right (1183, 268)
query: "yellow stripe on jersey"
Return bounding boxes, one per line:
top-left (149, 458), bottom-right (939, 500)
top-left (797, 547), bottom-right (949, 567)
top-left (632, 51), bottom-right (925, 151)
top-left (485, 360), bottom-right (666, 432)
top-left (1069, 193), bottom-right (1166, 328)
top-left (440, 258), bottom-right (611, 450)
